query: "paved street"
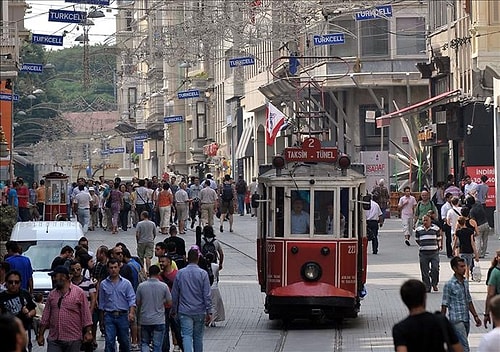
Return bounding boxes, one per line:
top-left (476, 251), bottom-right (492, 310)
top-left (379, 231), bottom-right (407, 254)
top-left (31, 215), bottom-right (499, 352)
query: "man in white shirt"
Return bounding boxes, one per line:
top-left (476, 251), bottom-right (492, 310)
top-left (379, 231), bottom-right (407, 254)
top-left (199, 180), bottom-right (218, 227)
top-left (291, 199), bottom-right (309, 234)
top-left (479, 295), bottom-right (500, 352)
top-left (74, 186), bottom-right (92, 233)
top-left (463, 175), bottom-right (478, 200)
top-left (365, 196), bottom-right (383, 254)
top-left (398, 186), bottom-right (417, 246)
top-left (440, 193), bottom-right (454, 258)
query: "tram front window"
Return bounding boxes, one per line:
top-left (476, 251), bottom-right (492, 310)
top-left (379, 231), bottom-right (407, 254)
top-left (290, 190), bottom-right (310, 235)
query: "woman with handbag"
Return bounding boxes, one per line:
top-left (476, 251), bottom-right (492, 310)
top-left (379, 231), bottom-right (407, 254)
top-left (110, 182), bottom-right (123, 234)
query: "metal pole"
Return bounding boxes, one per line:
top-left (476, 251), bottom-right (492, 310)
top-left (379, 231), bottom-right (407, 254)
top-left (493, 78), bottom-right (500, 236)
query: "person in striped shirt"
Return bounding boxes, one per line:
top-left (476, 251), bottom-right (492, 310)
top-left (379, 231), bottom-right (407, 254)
top-left (415, 214), bottom-right (442, 293)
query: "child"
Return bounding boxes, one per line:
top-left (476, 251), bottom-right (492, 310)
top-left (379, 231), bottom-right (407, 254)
top-left (32, 293), bottom-right (45, 339)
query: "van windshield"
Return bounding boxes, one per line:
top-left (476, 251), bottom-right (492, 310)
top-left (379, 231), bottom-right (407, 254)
top-left (23, 241), bottom-right (77, 271)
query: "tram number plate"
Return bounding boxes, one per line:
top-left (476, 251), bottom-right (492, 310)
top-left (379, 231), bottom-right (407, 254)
top-left (267, 243), bottom-right (276, 253)
top-left (347, 245), bottom-right (356, 254)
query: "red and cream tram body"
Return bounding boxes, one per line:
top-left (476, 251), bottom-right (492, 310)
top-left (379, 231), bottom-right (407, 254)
top-left (257, 138), bottom-right (367, 321)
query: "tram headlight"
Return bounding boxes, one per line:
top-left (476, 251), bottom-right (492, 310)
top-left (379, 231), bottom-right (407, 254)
top-left (301, 262), bottom-right (322, 282)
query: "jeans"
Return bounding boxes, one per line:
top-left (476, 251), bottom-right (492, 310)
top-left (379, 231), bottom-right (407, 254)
top-left (237, 193), bottom-right (245, 215)
top-left (47, 339), bottom-right (81, 352)
top-left (104, 312), bottom-right (130, 352)
top-left (452, 321), bottom-right (470, 352)
top-left (475, 222), bottom-right (490, 257)
top-left (179, 313), bottom-right (205, 352)
top-left (141, 324), bottom-right (165, 352)
top-left (119, 209), bottom-right (129, 231)
top-left (77, 208), bottom-right (90, 232)
top-left (419, 250), bottom-right (440, 291)
top-left (443, 223), bottom-right (453, 257)
top-left (366, 220), bottom-right (379, 253)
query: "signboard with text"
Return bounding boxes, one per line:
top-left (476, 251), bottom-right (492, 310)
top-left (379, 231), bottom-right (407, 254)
top-left (229, 57), bottom-right (255, 68)
top-left (284, 137), bottom-right (338, 163)
top-left (0, 93), bottom-right (19, 102)
top-left (177, 90), bottom-right (200, 99)
top-left (355, 5), bottom-right (393, 21)
top-left (20, 63), bottom-right (43, 73)
top-left (163, 115), bottom-right (184, 124)
top-left (32, 34), bottom-right (64, 46)
top-left (65, 0), bottom-right (110, 5)
top-left (134, 140), bottom-right (144, 154)
top-left (465, 166), bottom-right (496, 207)
top-left (360, 151), bottom-right (389, 192)
top-left (313, 33), bottom-right (345, 46)
top-left (48, 9), bottom-right (87, 24)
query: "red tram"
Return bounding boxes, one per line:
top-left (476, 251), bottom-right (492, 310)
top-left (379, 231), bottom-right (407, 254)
top-left (256, 137), bottom-right (368, 322)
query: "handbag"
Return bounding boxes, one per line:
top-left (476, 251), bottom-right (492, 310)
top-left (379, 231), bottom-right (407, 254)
top-left (472, 262), bottom-right (482, 282)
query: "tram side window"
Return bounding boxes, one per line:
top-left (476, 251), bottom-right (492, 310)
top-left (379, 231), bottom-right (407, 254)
top-left (290, 190), bottom-right (311, 235)
top-left (340, 187), bottom-right (351, 238)
top-left (314, 191), bottom-right (336, 235)
top-left (275, 187), bottom-right (285, 237)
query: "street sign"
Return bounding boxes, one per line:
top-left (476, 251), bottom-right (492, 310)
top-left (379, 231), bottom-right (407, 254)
top-left (163, 115), bottom-right (184, 124)
top-left (20, 63), bottom-right (44, 73)
top-left (134, 140), bottom-right (144, 154)
top-left (32, 34), bottom-right (64, 46)
top-left (103, 147), bottom-right (125, 155)
top-left (133, 133), bottom-right (148, 140)
top-left (48, 9), bottom-right (87, 24)
top-left (313, 33), bottom-right (345, 46)
top-left (0, 93), bottom-right (19, 102)
top-left (284, 137), bottom-right (338, 163)
top-left (228, 57), bottom-right (255, 68)
top-left (355, 5), bottom-right (393, 21)
top-left (177, 90), bottom-right (200, 99)
top-left (65, 0), bottom-right (110, 5)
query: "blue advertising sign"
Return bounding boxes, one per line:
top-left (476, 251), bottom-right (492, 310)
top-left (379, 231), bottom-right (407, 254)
top-left (355, 5), bottom-right (393, 21)
top-left (0, 93), bottom-right (19, 102)
top-left (133, 133), bottom-right (148, 140)
top-left (228, 57), bottom-right (255, 68)
top-left (163, 115), bottom-right (184, 124)
top-left (65, 0), bottom-right (110, 5)
top-left (109, 147), bottom-right (125, 154)
top-left (20, 63), bottom-right (44, 73)
top-left (134, 140), bottom-right (144, 154)
top-left (32, 34), bottom-right (64, 46)
top-left (313, 33), bottom-right (345, 46)
top-left (177, 90), bottom-right (200, 99)
top-left (48, 9), bottom-right (87, 24)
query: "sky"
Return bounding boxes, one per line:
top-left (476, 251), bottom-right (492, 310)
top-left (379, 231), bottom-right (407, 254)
top-left (24, 0), bottom-right (117, 48)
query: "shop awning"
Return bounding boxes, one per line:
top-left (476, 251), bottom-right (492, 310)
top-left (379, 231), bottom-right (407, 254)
top-left (376, 89), bottom-right (461, 128)
top-left (234, 127), bottom-right (253, 159)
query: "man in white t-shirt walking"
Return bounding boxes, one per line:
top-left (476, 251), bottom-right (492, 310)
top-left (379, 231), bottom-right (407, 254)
top-left (74, 185), bottom-right (93, 233)
top-left (398, 186), bottom-right (417, 246)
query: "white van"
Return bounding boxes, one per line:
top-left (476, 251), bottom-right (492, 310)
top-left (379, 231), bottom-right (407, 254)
top-left (10, 221), bottom-right (83, 296)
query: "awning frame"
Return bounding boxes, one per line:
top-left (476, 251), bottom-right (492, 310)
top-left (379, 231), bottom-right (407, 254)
top-left (376, 89), bottom-right (462, 128)
top-left (234, 127), bottom-right (253, 159)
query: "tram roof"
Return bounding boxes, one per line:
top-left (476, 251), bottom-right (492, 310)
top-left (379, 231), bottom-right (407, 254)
top-left (258, 162), bottom-right (365, 183)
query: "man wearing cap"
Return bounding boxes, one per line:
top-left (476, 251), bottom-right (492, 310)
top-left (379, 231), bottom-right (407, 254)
top-left (37, 266), bottom-right (93, 352)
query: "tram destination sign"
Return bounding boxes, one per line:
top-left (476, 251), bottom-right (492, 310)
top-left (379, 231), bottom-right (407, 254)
top-left (284, 137), bottom-right (338, 163)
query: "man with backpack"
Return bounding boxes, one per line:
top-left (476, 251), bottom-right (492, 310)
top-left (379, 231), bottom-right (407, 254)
top-left (219, 175), bottom-right (236, 233)
top-left (235, 175), bottom-right (248, 216)
top-left (200, 225), bottom-right (224, 271)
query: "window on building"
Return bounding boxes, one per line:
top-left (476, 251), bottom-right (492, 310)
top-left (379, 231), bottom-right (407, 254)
top-left (328, 20), bottom-right (357, 57)
top-left (359, 104), bottom-right (383, 137)
top-left (360, 19), bottom-right (389, 57)
top-left (429, 1), bottom-right (454, 31)
top-left (125, 11), bottom-right (133, 32)
top-left (491, 1), bottom-right (500, 24)
top-left (396, 17), bottom-right (426, 55)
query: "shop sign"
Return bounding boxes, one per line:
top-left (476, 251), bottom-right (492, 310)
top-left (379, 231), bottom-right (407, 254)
top-left (360, 151), bottom-right (389, 192)
top-left (203, 142), bottom-right (219, 156)
top-left (417, 124), bottom-right (436, 143)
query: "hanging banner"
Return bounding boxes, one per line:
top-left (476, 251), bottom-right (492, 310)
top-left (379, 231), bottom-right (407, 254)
top-left (48, 9), bottom-right (87, 24)
top-left (20, 63), bottom-right (44, 73)
top-left (32, 34), bottom-right (64, 46)
top-left (360, 151), bottom-right (389, 192)
top-left (465, 166), bottom-right (496, 207)
top-left (134, 140), bottom-right (144, 154)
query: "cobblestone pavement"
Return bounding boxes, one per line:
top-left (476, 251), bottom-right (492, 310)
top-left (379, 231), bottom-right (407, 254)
top-left (31, 215), bottom-right (499, 352)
